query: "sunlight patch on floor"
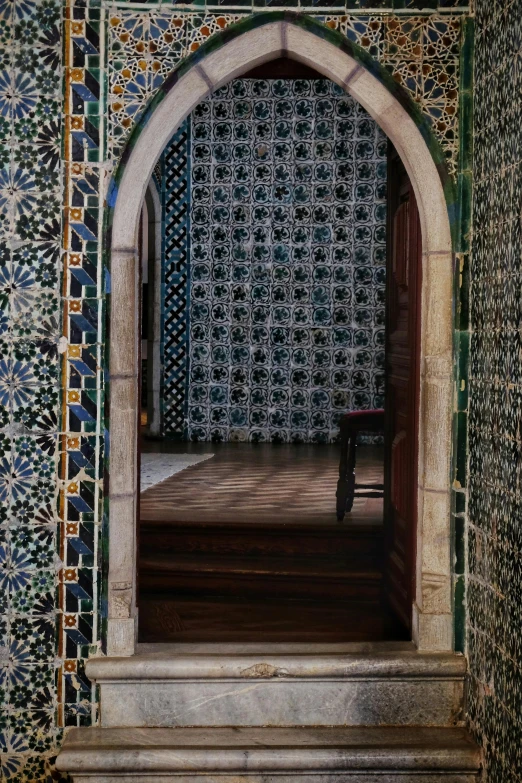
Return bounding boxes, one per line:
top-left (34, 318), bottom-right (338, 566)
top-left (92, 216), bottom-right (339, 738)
top-left (141, 453), bottom-right (214, 492)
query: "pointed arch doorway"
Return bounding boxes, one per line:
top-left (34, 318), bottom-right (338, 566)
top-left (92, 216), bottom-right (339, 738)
top-left (107, 15), bottom-right (454, 657)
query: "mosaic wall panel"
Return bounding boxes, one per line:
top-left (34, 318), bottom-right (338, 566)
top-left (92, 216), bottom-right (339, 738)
top-left (0, 0), bottom-right (65, 780)
top-left (467, 2), bottom-right (522, 782)
top-left (61, 0), bottom-right (104, 752)
top-left (107, 11), bottom-right (244, 162)
top-left (107, 9), bottom-right (464, 176)
top-left (0, 0), bottom-right (470, 779)
top-left (182, 78), bottom-right (386, 444)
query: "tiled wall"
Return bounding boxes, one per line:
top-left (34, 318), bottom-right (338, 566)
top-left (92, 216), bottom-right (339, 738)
top-left (0, 1), bottom-right (469, 779)
top-left (109, 9), bottom-right (463, 175)
top-left (161, 79), bottom-right (387, 443)
top-left (467, 2), bottom-right (522, 781)
top-left (0, 0), bottom-right (65, 779)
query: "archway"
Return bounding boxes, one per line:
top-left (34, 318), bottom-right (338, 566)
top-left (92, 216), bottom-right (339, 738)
top-left (106, 15), bottom-right (454, 657)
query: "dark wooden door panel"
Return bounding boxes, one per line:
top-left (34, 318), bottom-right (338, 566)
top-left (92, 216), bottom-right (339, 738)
top-left (384, 145), bottom-right (422, 631)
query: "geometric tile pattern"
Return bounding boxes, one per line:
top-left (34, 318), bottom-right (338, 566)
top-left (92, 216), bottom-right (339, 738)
top-left (185, 78), bottom-right (386, 444)
top-left (162, 120), bottom-right (190, 437)
top-left (322, 13), bottom-right (462, 175)
top-left (107, 12), bottom-right (244, 162)
top-left (0, 1), bottom-right (469, 780)
top-left (108, 10), bottom-right (463, 176)
top-left (0, 0), bottom-right (64, 779)
top-left (467, 3), bottom-right (522, 783)
top-left (61, 2), bottom-right (103, 759)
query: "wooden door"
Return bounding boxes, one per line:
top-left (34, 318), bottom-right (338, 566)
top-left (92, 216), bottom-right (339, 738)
top-left (384, 145), bottom-right (422, 632)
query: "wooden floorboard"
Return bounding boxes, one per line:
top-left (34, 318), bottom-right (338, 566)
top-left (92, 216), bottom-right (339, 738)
top-left (140, 442), bottom-right (384, 525)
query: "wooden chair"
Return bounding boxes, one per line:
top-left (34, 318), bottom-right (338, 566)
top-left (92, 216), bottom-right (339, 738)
top-left (336, 410), bottom-right (385, 521)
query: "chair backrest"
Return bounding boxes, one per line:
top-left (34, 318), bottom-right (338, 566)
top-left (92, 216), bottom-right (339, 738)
top-left (340, 409), bottom-right (385, 434)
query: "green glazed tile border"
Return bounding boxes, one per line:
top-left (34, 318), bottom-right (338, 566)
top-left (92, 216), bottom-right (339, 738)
top-left (454, 487), bottom-right (466, 515)
top-left (454, 514), bottom-right (465, 574)
top-left (457, 171), bottom-right (472, 254)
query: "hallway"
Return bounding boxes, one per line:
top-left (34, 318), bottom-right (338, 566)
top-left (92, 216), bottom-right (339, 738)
top-left (138, 443), bottom-right (406, 643)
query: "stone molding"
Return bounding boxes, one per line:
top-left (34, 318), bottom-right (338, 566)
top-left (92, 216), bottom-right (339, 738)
top-left (85, 648), bottom-right (467, 681)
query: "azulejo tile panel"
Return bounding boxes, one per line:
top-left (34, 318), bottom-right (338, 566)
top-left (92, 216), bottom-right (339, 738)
top-left (0, 0), bottom-right (471, 780)
top-left (107, 11), bottom-right (244, 161)
top-left (468, 2), bottom-right (522, 782)
top-left (107, 10), bottom-right (463, 175)
top-left (0, 0), bottom-right (66, 779)
top-left (323, 13), bottom-right (461, 172)
top-left (178, 77), bottom-right (387, 444)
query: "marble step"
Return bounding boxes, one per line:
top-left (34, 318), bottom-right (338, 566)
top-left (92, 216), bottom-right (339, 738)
top-left (139, 552), bottom-right (382, 600)
top-left (86, 644), bottom-right (466, 728)
top-left (139, 518), bottom-right (384, 559)
top-left (57, 725), bottom-right (482, 783)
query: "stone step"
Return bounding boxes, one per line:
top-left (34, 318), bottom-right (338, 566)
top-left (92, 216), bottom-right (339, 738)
top-left (86, 644), bottom-right (466, 729)
top-left (57, 726), bottom-right (482, 783)
top-left (139, 552), bottom-right (382, 601)
top-left (139, 518), bottom-right (384, 559)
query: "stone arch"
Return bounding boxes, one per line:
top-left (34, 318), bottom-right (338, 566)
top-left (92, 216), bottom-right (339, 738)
top-left (106, 14), bottom-right (455, 657)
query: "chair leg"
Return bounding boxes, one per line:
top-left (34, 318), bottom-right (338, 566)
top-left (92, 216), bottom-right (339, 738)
top-left (336, 429), bottom-right (348, 521)
top-left (336, 428), bottom-right (354, 521)
top-left (345, 435), bottom-right (357, 512)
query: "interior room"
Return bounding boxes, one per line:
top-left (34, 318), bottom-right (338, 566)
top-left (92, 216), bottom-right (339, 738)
top-left (137, 61), bottom-right (417, 644)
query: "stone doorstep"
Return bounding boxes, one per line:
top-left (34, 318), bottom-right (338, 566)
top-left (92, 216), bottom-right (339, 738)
top-left (56, 726), bottom-right (482, 780)
top-left (86, 646), bottom-right (467, 681)
top-left (86, 646), bottom-right (467, 729)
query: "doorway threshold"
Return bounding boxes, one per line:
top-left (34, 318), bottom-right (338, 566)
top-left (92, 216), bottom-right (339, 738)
top-left (86, 643), bottom-right (465, 729)
top-left (136, 640), bottom-right (416, 656)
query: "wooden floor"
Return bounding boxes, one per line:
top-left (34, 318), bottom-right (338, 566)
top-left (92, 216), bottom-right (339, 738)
top-left (138, 442), bottom-right (407, 643)
top-left (140, 442), bottom-right (384, 525)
